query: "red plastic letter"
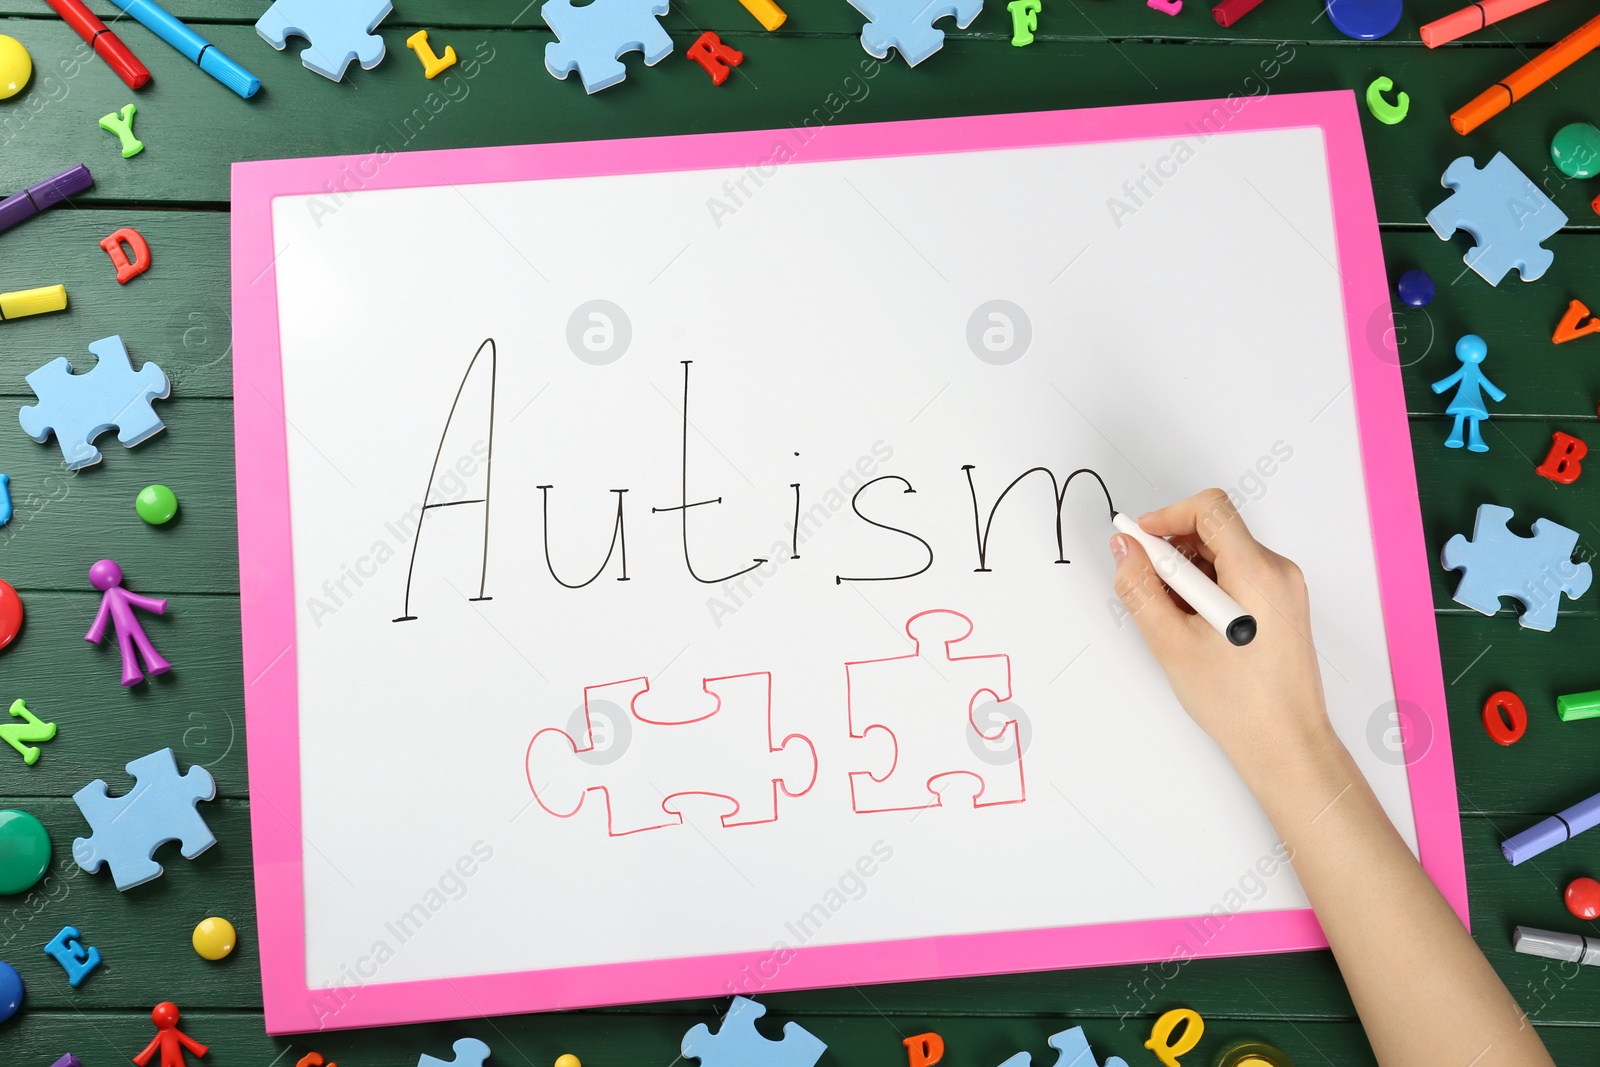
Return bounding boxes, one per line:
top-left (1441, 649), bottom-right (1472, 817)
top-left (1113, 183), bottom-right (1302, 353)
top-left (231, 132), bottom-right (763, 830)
top-left (1536, 431), bottom-right (1587, 484)
top-left (686, 30), bottom-right (744, 86)
top-left (1482, 690), bottom-right (1527, 746)
top-left (99, 227), bottom-right (151, 285)
top-left (904, 1034), bottom-right (944, 1067)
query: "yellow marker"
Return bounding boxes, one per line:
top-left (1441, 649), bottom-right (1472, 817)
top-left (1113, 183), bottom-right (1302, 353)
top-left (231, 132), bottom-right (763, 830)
top-left (737, 0), bottom-right (787, 30)
top-left (406, 30), bottom-right (458, 79)
top-left (0, 284), bottom-right (66, 322)
top-left (1143, 1007), bottom-right (1203, 1067)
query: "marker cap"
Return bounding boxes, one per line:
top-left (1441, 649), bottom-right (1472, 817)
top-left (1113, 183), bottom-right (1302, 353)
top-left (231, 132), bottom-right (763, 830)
top-left (0, 284), bottom-right (67, 320)
top-left (198, 47), bottom-right (261, 99)
top-left (27, 163), bottom-right (94, 210)
top-left (1502, 817), bottom-right (1570, 864)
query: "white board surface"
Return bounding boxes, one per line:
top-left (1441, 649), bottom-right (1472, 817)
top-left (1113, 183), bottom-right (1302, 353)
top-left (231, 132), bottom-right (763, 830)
top-left (262, 125), bottom-right (1413, 992)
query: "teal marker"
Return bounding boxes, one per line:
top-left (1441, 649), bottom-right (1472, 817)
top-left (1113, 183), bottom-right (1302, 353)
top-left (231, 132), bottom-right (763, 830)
top-left (108, 0), bottom-right (260, 98)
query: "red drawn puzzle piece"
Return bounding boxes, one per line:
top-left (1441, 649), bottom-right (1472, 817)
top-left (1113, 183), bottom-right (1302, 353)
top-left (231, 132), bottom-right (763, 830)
top-left (525, 671), bottom-right (817, 836)
top-left (845, 609), bottom-right (1024, 813)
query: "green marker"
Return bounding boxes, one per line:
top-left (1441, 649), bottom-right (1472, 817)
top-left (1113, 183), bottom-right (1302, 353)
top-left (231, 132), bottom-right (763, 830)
top-left (1556, 689), bottom-right (1600, 722)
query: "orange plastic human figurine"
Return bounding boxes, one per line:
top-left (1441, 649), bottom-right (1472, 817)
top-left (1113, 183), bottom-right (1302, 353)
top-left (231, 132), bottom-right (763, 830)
top-left (133, 1002), bottom-right (207, 1067)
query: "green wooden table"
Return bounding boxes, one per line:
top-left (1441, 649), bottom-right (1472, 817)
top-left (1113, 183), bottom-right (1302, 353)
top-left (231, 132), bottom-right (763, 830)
top-left (1, 1), bottom-right (1598, 1064)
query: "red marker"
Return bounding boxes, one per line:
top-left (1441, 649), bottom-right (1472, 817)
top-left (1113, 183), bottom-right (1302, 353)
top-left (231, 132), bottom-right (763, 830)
top-left (45, 0), bottom-right (151, 90)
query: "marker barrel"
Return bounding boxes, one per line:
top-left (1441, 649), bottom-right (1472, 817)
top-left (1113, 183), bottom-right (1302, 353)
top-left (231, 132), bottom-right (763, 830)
top-left (1512, 926), bottom-right (1600, 966)
top-left (1112, 512), bottom-right (1256, 646)
top-left (1421, 0), bottom-right (1550, 47)
top-left (1556, 689), bottom-right (1600, 721)
top-left (1502, 788), bottom-right (1600, 864)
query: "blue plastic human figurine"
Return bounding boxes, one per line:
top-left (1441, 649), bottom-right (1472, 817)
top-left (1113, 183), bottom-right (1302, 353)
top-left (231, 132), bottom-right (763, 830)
top-left (1431, 333), bottom-right (1504, 452)
top-left (85, 558), bottom-right (171, 686)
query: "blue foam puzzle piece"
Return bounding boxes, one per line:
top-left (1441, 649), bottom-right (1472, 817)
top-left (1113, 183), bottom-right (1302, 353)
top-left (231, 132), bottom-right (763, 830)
top-left (257, 0), bottom-right (393, 81)
top-left (71, 748), bottom-right (216, 891)
top-left (1325, 0), bottom-right (1401, 40)
top-left (996, 1027), bottom-right (1130, 1067)
top-left (19, 336), bottom-right (170, 471)
top-left (544, 0), bottom-right (672, 93)
top-left (1441, 504), bottom-right (1592, 632)
top-left (42, 925), bottom-right (102, 987)
top-left (1426, 153), bottom-right (1567, 285)
top-left (683, 997), bottom-right (827, 1067)
top-left (845, 0), bottom-right (983, 65)
top-left (418, 1038), bottom-right (491, 1067)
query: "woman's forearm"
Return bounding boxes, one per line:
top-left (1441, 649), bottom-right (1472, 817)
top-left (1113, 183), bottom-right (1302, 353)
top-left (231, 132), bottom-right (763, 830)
top-left (1238, 728), bottom-right (1554, 1067)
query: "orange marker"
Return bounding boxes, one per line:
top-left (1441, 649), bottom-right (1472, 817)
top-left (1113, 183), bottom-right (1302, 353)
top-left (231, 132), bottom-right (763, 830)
top-left (1451, 10), bottom-right (1600, 134)
top-left (1421, 0), bottom-right (1550, 48)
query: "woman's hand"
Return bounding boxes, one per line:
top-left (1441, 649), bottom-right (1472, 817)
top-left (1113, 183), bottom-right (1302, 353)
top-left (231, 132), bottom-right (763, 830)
top-left (1109, 488), bottom-right (1339, 785)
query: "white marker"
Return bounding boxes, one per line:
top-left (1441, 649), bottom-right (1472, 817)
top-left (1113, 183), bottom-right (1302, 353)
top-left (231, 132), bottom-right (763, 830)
top-left (1112, 512), bottom-right (1257, 646)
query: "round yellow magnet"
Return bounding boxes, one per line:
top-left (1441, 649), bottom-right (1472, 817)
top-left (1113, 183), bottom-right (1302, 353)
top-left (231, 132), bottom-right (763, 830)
top-left (0, 35), bottom-right (31, 100)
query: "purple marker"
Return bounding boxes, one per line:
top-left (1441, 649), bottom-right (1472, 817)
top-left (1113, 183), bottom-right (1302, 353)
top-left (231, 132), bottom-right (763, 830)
top-left (1502, 786), bottom-right (1600, 865)
top-left (51, 1056), bottom-right (83, 1067)
top-left (0, 164), bottom-right (94, 237)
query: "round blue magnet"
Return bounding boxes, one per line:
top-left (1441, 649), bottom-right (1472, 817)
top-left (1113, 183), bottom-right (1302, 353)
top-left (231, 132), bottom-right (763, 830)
top-left (0, 960), bottom-right (22, 1023)
top-left (1326, 0), bottom-right (1402, 40)
top-left (1397, 268), bottom-right (1435, 308)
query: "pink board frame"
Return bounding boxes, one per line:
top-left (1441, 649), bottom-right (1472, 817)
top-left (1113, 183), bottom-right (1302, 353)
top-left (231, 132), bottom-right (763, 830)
top-left (233, 90), bottom-right (1463, 1035)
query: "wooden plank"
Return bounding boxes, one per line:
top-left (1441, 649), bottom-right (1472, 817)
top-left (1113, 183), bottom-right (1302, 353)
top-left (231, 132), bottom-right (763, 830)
top-left (0, 595), bottom-right (245, 795)
top-left (0, 0), bottom-right (1586, 43)
top-left (0, 211), bottom-right (232, 400)
top-left (1415, 415), bottom-right (1600, 615)
top-left (4, 794), bottom-right (1591, 1020)
top-left (3, 986), bottom-right (1597, 1065)
top-left (0, 400), bottom-right (239, 595)
top-left (1, 219), bottom-right (1595, 411)
top-left (1, 22), bottom-right (1596, 228)
top-left (1391, 232), bottom-right (1600, 419)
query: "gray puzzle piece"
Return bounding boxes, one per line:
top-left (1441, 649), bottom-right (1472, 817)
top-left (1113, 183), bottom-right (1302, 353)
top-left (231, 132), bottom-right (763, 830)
top-left (846, 0), bottom-right (984, 66)
top-left (418, 1038), bottom-right (491, 1067)
top-left (257, 0), bottom-right (393, 81)
top-left (1425, 153), bottom-right (1567, 285)
top-left (544, 0), bottom-right (672, 94)
top-left (683, 998), bottom-right (826, 1067)
top-left (19, 335), bottom-right (170, 470)
top-left (72, 748), bottom-right (216, 891)
top-left (1441, 504), bottom-right (1591, 631)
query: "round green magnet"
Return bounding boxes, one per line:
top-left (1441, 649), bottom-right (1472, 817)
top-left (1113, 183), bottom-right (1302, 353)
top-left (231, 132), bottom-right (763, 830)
top-left (1551, 122), bottom-right (1600, 181)
top-left (0, 809), bottom-right (50, 895)
top-left (136, 484), bottom-right (179, 525)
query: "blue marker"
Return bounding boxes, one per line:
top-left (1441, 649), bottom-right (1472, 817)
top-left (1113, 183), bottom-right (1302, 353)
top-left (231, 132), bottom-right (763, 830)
top-left (0, 474), bottom-right (11, 527)
top-left (108, 0), bottom-right (261, 98)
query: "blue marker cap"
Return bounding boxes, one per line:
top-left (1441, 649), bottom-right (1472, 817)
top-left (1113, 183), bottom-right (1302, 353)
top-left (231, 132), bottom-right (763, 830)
top-left (199, 48), bottom-right (261, 99)
top-left (1503, 817), bottom-right (1571, 865)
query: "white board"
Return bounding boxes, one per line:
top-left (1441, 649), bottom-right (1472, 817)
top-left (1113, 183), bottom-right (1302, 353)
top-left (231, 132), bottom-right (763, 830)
top-left (233, 97), bottom-right (1456, 1033)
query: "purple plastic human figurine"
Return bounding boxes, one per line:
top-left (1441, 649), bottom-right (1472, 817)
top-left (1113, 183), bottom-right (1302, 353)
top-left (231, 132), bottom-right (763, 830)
top-left (1430, 333), bottom-right (1504, 453)
top-left (84, 559), bottom-right (170, 686)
